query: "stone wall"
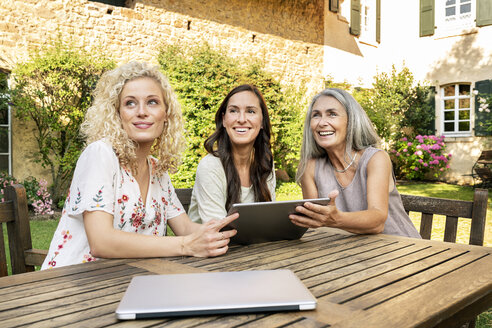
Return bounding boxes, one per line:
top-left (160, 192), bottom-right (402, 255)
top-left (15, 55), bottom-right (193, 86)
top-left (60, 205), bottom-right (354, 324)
top-left (0, 0), bottom-right (325, 182)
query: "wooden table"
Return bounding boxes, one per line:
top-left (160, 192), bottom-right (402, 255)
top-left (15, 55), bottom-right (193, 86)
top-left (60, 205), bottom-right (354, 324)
top-left (0, 228), bottom-right (491, 327)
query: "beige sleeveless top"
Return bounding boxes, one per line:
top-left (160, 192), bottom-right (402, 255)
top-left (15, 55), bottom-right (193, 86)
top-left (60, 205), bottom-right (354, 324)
top-left (315, 147), bottom-right (421, 238)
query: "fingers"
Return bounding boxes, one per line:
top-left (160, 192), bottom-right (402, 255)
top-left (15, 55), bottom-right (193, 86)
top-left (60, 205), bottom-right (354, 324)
top-left (328, 189), bottom-right (339, 205)
top-left (218, 212), bottom-right (239, 229)
top-left (289, 213), bottom-right (323, 228)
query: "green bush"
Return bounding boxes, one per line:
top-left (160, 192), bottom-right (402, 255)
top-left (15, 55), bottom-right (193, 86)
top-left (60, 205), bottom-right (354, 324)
top-left (9, 38), bottom-right (115, 205)
top-left (0, 173), bottom-right (54, 215)
top-left (354, 65), bottom-right (434, 143)
top-left (158, 44), bottom-right (305, 186)
top-left (390, 135), bottom-right (451, 180)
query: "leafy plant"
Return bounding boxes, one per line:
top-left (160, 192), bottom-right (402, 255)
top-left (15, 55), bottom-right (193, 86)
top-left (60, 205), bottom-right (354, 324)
top-left (0, 173), bottom-right (54, 215)
top-left (9, 38), bottom-right (114, 205)
top-left (22, 176), bottom-right (54, 215)
top-left (355, 65), bottom-right (434, 144)
top-left (158, 43), bottom-right (305, 185)
top-left (0, 172), bottom-right (19, 202)
top-left (391, 135), bottom-right (452, 180)
top-left (476, 93), bottom-right (492, 134)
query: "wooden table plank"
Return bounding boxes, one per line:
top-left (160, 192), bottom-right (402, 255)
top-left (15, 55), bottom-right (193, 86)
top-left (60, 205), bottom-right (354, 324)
top-left (301, 244), bottom-right (437, 288)
top-left (0, 263), bottom-right (144, 298)
top-left (0, 258), bottom-right (140, 288)
top-left (325, 248), bottom-right (469, 304)
top-left (200, 236), bottom-right (382, 272)
top-left (229, 237), bottom-right (391, 272)
top-left (331, 254), bottom-right (492, 327)
top-left (343, 251), bottom-right (489, 309)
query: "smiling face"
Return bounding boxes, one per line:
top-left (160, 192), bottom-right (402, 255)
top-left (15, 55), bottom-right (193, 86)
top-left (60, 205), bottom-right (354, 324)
top-left (222, 90), bottom-right (263, 149)
top-left (119, 77), bottom-right (167, 151)
top-left (310, 95), bottom-right (348, 151)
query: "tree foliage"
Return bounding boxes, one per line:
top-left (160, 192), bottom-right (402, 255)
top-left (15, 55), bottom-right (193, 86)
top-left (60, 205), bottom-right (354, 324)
top-left (10, 39), bottom-right (114, 204)
top-left (158, 44), bottom-right (306, 186)
top-left (354, 65), bottom-right (434, 144)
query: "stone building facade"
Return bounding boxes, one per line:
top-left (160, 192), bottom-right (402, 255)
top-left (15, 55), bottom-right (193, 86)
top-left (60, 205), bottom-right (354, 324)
top-left (0, 0), bottom-right (325, 182)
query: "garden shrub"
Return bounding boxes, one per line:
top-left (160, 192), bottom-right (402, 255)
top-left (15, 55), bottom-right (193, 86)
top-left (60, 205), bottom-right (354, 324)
top-left (354, 65), bottom-right (435, 144)
top-left (0, 173), bottom-right (54, 215)
top-left (9, 38), bottom-right (115, 205)
top-left (158, 43), bottom-right (305, 186)
top-left (391, 135), bottom-right (452, 180)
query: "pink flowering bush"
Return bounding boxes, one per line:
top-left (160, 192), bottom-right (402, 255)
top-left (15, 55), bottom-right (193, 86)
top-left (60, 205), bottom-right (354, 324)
top-left (0, 173), bottom-right (54, 215)
top-left (390, 135), bottom-right (452, 180)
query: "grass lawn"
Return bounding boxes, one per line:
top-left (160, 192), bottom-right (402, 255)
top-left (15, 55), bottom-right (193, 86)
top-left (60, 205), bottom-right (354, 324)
top-left (2, 181), bottom-right (491, 326)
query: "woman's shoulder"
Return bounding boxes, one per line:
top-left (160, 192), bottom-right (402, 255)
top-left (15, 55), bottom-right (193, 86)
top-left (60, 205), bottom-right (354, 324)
top-left (198, 153), bottom-right (222, 169)
top-left (79, 139), bottom-right (118, 163)
top-left (83, 139), bottom-right (115, 154)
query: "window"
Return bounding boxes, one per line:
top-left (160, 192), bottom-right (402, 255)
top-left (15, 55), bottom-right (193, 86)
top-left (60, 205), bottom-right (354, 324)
top-left (441, 83), bottom-right (472, 136)
top-left (360, 0), bottom-right (377, 43)
top-left (0, 72), bottom-right (11, 173)
top-left (438, 0), bottom-right (475, 32)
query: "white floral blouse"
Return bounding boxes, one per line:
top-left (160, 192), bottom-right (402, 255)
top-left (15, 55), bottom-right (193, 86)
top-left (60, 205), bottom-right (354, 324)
top-left (41, 140), bottom-right (184, 270)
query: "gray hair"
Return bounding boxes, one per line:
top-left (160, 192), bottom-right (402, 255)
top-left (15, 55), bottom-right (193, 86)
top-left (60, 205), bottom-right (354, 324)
top-left (296, 88), bottom-right (380, 183)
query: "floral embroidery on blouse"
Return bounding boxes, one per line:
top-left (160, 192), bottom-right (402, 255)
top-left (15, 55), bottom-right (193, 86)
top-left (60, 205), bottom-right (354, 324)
top-left (149, 198), bottom-right (164, 235)
top-left (129, 197), bottom-right (146, 232)
top-left (72, 188), bottom-right (82, 212)
top-left (91, 186), bottom-right (105, 208)
top-left (117, 194), bottom-right (129, 229)
top-left (82, 253), bottom-right (96, 263)
top-left (46, 230), bottom-right (73, 269)
top-left (166, 181), bottom-right (182, 213)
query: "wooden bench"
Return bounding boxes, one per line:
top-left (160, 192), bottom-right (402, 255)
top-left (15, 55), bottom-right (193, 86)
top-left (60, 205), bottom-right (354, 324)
top-left (175, 188), bottom-right (193, 212)
top-left (0, 184), bottom-right (47, 277)
top-left (472, 150), bottom-right (492, 188)
top-left (401, 188), bottom-right (488, 246)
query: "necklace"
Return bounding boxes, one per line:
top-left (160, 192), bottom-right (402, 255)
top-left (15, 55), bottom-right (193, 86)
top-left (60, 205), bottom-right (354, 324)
top-left (334, 151), bottom-right (358, 173)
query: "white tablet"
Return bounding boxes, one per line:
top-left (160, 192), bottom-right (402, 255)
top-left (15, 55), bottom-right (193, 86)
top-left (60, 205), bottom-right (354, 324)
top-left (225, 198), bottom-right (330, 245)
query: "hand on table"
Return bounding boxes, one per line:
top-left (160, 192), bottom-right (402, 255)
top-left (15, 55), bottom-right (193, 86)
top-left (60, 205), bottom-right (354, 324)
top-left (184, 212), bottom-right (238, 257)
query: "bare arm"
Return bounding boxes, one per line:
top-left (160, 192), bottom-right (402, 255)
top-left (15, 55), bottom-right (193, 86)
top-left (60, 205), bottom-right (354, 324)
top-left (291, 151), bottom-right (390, 234)
top-left (84, 211), bottom-right (238, 258)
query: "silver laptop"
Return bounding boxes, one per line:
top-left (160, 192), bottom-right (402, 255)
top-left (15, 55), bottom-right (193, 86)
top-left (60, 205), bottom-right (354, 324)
top-left (116, 270), bottom-right (316, 320)
top-left (225, 198), bottom-right (330, 245)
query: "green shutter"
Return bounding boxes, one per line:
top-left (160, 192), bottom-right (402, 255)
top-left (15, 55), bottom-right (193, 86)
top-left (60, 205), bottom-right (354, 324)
top-left (376, 0), bottom-right (381, 43)
top-left (329, 0), bottom-right (339, 13)
top-left (474, 79), bottom-right (492, 136)
top-left (350, 0), bottom-right (361, 36)
top-left (477, 0), bottom-right (492, 27)
top-left (420, 0), bottom-right (434, 37)
top-left (427, 86), bottom-right (436, 134)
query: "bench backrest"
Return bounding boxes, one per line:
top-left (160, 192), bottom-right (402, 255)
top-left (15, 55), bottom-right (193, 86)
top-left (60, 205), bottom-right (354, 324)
top-left (0, 184), bottom-right (47, 276)
top-left (401, 188), bottom-right (488, 246)
top-left (175, 188), bottom-right (193, 212)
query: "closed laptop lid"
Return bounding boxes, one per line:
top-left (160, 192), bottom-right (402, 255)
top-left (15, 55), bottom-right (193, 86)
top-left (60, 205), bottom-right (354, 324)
top-left (116, 269), bottom-right (316, 320)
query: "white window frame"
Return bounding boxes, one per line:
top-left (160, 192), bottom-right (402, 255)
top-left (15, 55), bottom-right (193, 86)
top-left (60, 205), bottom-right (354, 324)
top-left (440, 83), bottom-right (472, 137)
top-left (359, 0), bottom-right (377, 45)
top-left (0, 73), bottom-right (11, 174)
top-left (436, 0), bottom-right (475, 35)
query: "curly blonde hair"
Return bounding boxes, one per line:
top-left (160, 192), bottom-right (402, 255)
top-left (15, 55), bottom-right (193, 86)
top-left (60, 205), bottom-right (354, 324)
top-left (80, 61), bottom-right (185, 176)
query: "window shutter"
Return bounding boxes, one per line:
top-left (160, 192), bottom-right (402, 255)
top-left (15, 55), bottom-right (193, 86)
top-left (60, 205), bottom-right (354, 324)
top-left (474, 79), bottom-right (492, 136)
top-left (477, 0), bottom-right (492, 27)
top-left (427, 86), bottom-right (436, 134)
top-left (376, 0), bottom-right (381, 43)
top-left (329, 0), bottom-right (339, 13)
top-left (420, 0), bottom-right (435, 37)
top-left (350, 0), bottom-right (361, 36)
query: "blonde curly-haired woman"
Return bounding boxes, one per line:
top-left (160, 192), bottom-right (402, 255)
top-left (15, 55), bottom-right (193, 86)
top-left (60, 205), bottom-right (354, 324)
top-left (42, 62), bottom-right (237, 270)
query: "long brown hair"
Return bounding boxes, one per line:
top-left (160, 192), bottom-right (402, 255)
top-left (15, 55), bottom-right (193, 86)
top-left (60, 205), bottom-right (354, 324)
top-left (204, 84), bottom-right (273, 211)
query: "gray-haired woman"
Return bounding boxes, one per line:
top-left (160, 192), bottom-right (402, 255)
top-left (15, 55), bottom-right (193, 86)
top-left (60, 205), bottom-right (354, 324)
top-left (290, 88), bottom-right (420, 238)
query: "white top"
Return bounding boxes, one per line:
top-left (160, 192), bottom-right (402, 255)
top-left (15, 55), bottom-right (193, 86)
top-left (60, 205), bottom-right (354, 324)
top-left (41, 140), bottom-right (184, 270)
top-left (188, 154), bottom-right (276, 223)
